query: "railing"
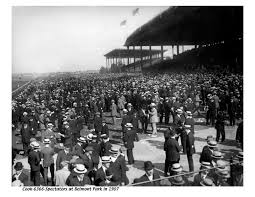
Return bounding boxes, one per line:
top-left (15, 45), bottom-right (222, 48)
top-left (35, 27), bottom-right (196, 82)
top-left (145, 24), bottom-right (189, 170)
top-left (12, 80), bottom-right (32, 99)
top-left (127, 160), bottom-right (242, 186)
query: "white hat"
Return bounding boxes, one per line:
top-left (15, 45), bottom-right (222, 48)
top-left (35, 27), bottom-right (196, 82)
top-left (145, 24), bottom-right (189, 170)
top-left (125, 123), bottom-right (133, 128)
top-left (74, 164), bottom-right (87, 174)
top-left (150, 103), bottom-right (156, 107)
top-left (77, 137), bottom-right (86, 143)
top-left (87, 133), bottom-right (93, 140)
top-left (30, 141), bottom-right (40, 149)
top-left (176, 109), bottom-right (182, 113)
top-left (43, 138), bottom-right (51, 144)
top-left (101, 156), bottom-right (111, 163)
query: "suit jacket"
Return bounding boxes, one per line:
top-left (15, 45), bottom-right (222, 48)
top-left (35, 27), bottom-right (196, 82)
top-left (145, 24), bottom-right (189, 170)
top-left (149, 108), bottom-right (158, 123)
top-left (41, 146), bottom-right (54, 167)
top-left (72, 143), bottom-right (84, 158)
top-left (164, 138), bottom-right (181, 162)
top-left (94, 167), bottom-right (106, 186)
top-left (100, 141), bottom-right (112, 156)
top-left (21, 126), bottom-right (31, 144)
top-left (94, 116), bottom-right (102, 134)
top-left (199, 145), bottom-right (213, 163)
top-left (66, 173), bottom-right (91, 186)
top-left (80, 153), bottom-right (99, 171)
top-left (185, 117), bottom-right (195, 134)
top-left (109, 156), bottom-right (128, 184)
top-left (12, 171), bottom-right (29, 186)
top-left (123, 129), bottom-right (136, 149)
top-left (133, 172), bottom-right (161, 186)
top-left (101, 125), bottom-right (109, 137)
top-left (56, 150), bottom-right (72, 171)
top-left (28, 150), bottom-right (41, 172)
top-left (186, 132), bottom-right (195, 156)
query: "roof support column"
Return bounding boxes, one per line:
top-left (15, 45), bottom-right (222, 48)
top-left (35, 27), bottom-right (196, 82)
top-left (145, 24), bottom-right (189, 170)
top-left (172, 45), bottom-right (174, 58)
top-left (149, 45), bottom-right (152, 66)
top-left (177, 45), bottom-right (179, 55)
top-left (140, 45), bottom-right (143, 72)
top-left (133, 46), bottom-right (135, 64)
top-left (127, 46), bottom-right (130, 65)
top-left (161, 45), bottom-right (164, 60)
top-left (182, 45), bottom-right (184, 53)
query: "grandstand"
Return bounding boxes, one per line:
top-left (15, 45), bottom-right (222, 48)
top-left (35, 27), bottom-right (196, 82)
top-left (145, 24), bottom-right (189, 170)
top-left (105, 6), bottom-right (243, 73)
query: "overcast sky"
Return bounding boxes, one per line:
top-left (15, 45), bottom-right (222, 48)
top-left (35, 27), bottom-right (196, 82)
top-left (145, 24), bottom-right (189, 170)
top-left (12, 6), bottom-right (170, 73)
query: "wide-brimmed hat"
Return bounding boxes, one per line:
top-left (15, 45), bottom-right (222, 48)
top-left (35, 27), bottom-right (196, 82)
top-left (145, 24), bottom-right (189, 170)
top-left (150, 103), bottom-right (156, 107)
top-left (171, 163), bottom-right (183, 172)
top-left (176, 109), bottom-right (182, 114)
top-left (200, 178), bottom-right (215, 186)
top-left (200, 162), bottom-right (212, 169)
top-left (74, 164), bottom-right (87, 174)
top-left (85, 146), bottom-right (94, 152)
top-left (171, 176), bottom-right (185, 186)
top-left (109, 146), bottom-right (120, 154)
top-left (186, 111), bottom-right (192, 116)
top-left (207, 140), bottom-right (217, 148)
top-left (87, 133), bottom-right (93, 140)
top-left (14, 162), bottom-right (23, 171)
top-left (123, 109), bottom-right (128, 113)
top-left (77, 137), bottom-right (86, 143)
top-left (127, 103), bottom-right (132, 106)
top-left (211, 151), bottom-right (224, 159)
top-left (101, 134), bottom-right (108, 139)
top-left (144, 161), bottom-right (154, 171)
top-left (30, 141), bottom-right (40, 149)
top-left (43, 138), bottom-right (51, 144)
top-left (101, 156), bottom-right (111, 163)
top-left (125, 123), bottom-right (133, 128)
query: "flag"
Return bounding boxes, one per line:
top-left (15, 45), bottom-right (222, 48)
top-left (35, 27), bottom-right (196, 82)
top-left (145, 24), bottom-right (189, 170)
top-left (132, 8), bottom-right (139, 16)
top-left (120, 20), bottom-right (127, 26)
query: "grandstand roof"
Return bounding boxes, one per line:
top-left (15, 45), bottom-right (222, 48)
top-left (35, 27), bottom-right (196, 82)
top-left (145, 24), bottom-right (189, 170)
top-left (125, 6), bottom-right (243, 46)
top-left (104, 48), bottom-right (166, 58)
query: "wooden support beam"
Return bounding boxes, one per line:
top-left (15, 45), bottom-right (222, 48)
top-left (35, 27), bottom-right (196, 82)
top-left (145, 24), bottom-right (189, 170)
top-left (140, 45), bottom-right (143, 70)
top-left (127, 46), bottom-right (130, 65)
top-left (161, 45), bottom-right (164, 60)
top-left (177, 45), bottom-right (179, 55)
top-left (149, 45), bottom-right (152, 66)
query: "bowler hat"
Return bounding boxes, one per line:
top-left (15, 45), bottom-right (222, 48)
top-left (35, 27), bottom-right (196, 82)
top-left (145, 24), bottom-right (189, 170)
top-left (14, 162), bottom-right (23, 171)
top-left (144, 161), bottom-right (154, 171)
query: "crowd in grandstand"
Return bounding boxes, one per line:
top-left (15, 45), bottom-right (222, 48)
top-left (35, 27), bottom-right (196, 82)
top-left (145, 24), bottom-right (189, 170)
top-left (11, 71), bottom-right (243, 186)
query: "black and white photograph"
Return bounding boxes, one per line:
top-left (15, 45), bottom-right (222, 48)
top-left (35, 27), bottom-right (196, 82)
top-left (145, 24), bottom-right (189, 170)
top-left (11, 5), bottom-right (244, 188)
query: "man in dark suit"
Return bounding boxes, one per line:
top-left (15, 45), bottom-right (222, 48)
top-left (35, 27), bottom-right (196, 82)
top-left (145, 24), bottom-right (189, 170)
top-left (94, 112), bottom-right (102, 135)
top-left (12, 162), bottom-right (29, 186)
top-left (63, 123), bottom-right (73, 147)
top-left (21, 121), bottom-right (32, 156)
top-left (56, 145), bottom-right (72, 171)
top-left (199, 140), bottom-right (218, 164)
top-left (133, 161), bottom-right (160, 186)
top-left (185, 128), bottom-right (195, 172)
top-left (158, 98), bottom-right (165, 124)
top-left (101, 120), bottom-right (109, 137)
top-left (123, 123), bottom-right (136, 165)
top-left (100, 134), bottom-right (112, 156)
top-left (164, 129), bottom-right (181, 176)
top-left (94, 156), bottom-right (111, 186)
top-left (215, 111), bottom-right (225, 143)
top-left (185, 111), bottom-right (195, 134)
top-left (138, 105), bottom-right (149, 134)
top-left (109, 146), bottom-right (129, 186)
top-left (28, 141), bottom-right (42, 186)
top-left (72, 137), bottom-right (86, 158)
top-left (66, 164), bottom-right (91, 186)
top-left (121, 109), bottom-right (131, 135)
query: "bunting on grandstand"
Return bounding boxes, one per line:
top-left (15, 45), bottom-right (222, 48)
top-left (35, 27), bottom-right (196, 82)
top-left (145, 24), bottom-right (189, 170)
top-left (132, 8), bottom-right (139, 16)
top-left (120, 20), bottom-right (127, 26)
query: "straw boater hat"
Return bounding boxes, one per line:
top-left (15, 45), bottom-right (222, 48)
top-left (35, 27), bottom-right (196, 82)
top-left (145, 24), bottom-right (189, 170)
top-left (176, 109), bottom-right (182, 114)
top-left (127, 103), bottom-right (132, 106)
top-left (101, 156), bottom-right (111, 163)
top-left (206, 135), bottom-right (214, 142)
top-left (186, 111), bottom-right (192, 116)
top-left (184, 125), bottom-right (191, 129)
top-left (125, 123), bottom-right (133, 128)
top-left (200, 178), bottom-right (215, 186)
top-left (171, 176), bottom-right (185, 186)
top-left (77, 137), bottom-right (86, 143)
top-left (109, 145), bottom-right (120, 155)
top-left (123, 109), bottom-right (128, 114)
top-left (30, 141), bottom-right (40, 149)
top-left (74, 164), bottom-right (87, 174)
top-left (211, 151), bottom-right (224, 159)
top-left (150, 103), bottom-right (156, 107)
top-left (200, 162), bottom-right (212, 169)
top-left (216, 160), bottom-right (228, 171)
top-left (207, 140), bottom-right (218, 148)
top-left (87, 133), bottom-right (93, 141)
top-left (43, 138), bottom-right (51, 144)
top-left (171, 163), bottom-right (183, 172)
top-left (101, 134), bottom-right (108, 139)
top-left (216, 169), bottom-right (230, 178)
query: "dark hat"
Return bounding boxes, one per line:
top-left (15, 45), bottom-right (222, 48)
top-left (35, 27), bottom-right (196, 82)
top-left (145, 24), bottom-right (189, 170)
top-left (144, 161), bottom-right (154, 171)
top-left (85, 146), bottom-right (94, 152)
top-left (206, 135), bottom-right (214, 141)
top-left (169, 129), bottom-right (176, 137)
top-left (105, 169), bottom-right (113, 177)
top-left (109, 146), bottom-right (119, 154)
top-left (14, 162), bottom-right (23, 171)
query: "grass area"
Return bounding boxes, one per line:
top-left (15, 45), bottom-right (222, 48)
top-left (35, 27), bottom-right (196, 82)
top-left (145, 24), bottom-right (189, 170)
top-left (12, 80), bottom-right (29, 91)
